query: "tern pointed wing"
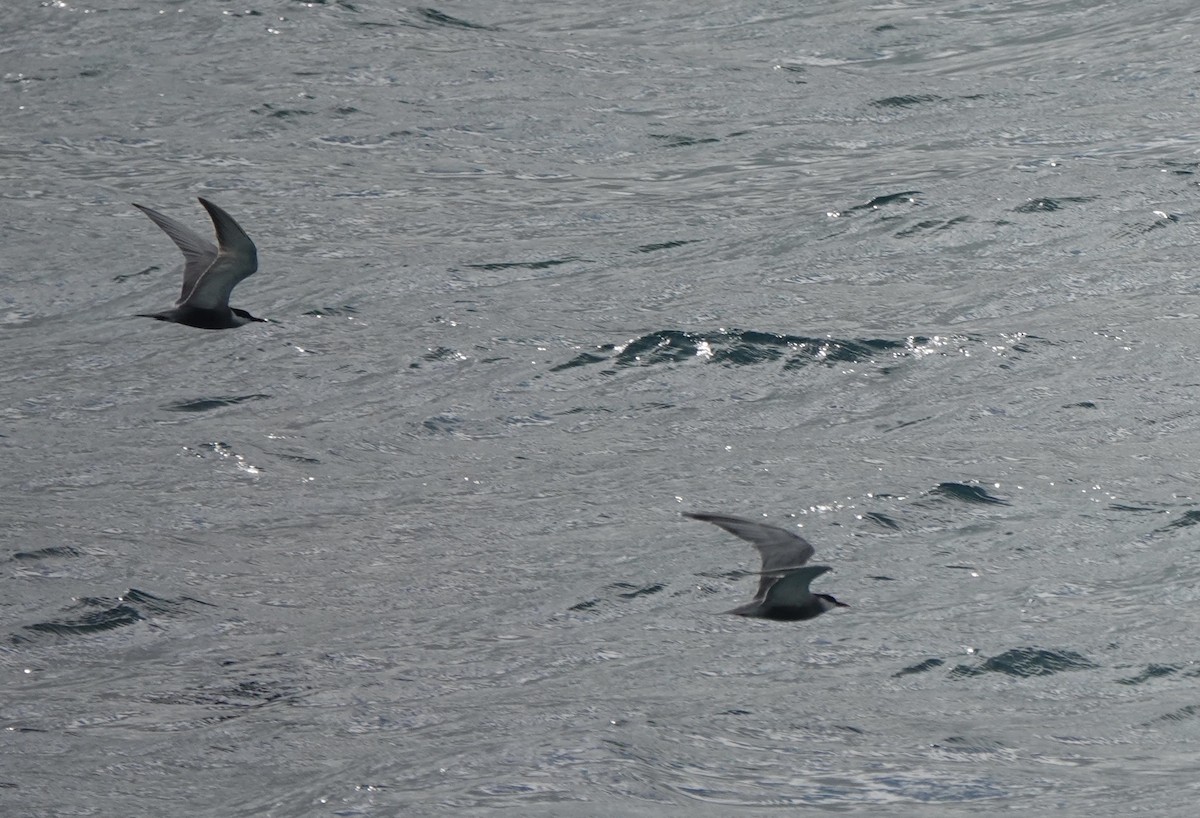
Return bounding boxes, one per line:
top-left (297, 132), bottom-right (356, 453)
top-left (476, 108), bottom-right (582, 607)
top-left (133, 203), bottom-right (218, 304)
top-left (684, 511), bottom-right (816, 599)
top-left (761, 565), bottom-right (830, 609)
top-left (181, 198), bottom-right (259, 312)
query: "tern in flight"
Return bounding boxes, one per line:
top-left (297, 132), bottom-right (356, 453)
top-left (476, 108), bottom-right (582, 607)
top-left (685, 511), bottom-right (848, 621)
top-left (132, 198), bottom-right (263, 329)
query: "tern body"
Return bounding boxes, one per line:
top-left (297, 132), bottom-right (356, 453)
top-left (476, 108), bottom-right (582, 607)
top-left (684, 511), bottom-right (848, 621)
top-left (133, 198), bottom-right (263, 329)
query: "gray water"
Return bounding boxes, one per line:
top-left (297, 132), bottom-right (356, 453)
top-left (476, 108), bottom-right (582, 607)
top-left (5, 0), bottom-right (1200, 814)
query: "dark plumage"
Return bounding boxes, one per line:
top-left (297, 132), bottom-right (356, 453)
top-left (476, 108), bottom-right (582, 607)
top-left (133, 198), bottom-right (263, 329)
top-left (685, 511), bottom-right (848, 621)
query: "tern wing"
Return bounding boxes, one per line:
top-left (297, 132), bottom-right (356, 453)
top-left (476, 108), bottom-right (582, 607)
top-left (684, 511), bottom-right (816, 599)
top-left (181, 198), bottom-right (259, 311)
top-left (133, 202), bottom-right (218, 304)
top-left (761, 565), bottom-right (830, 609)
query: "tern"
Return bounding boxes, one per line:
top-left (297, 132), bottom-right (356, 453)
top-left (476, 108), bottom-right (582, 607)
top-left (684, 511), bottom-right (848, 621)
top-left (132, 198), bottom-right (264, 329)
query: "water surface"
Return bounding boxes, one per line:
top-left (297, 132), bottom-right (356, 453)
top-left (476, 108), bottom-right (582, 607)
top-left (5, 1), bottom-right (1200, 815)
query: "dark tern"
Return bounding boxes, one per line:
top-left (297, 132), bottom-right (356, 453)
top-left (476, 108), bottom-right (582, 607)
top-left (684, 511), bottom-right (848, 621)
top-left (132, 198), bottom-right (264, 329)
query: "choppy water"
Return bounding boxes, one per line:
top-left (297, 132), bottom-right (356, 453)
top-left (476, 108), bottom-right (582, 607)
top-left (5, 0), bottom-right (1200, 815)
